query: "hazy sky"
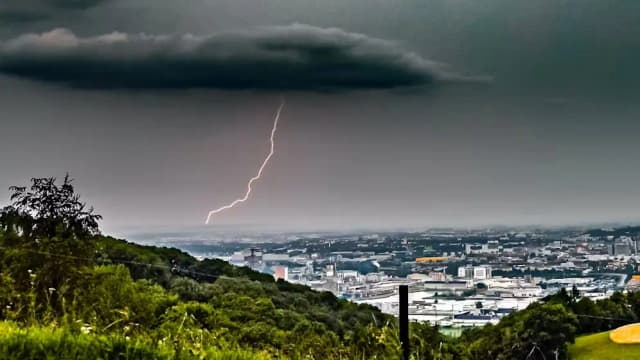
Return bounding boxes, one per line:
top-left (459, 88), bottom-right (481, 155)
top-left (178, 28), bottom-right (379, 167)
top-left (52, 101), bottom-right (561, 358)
top-left (1, 0), bottom-right (639, 234)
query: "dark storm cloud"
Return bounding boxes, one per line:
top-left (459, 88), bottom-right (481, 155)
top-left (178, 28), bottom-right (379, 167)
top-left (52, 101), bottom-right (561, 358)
top-left (0, 0), bottom-right (107, 22)
top-left (52, 0), bottom-right (107, 9)
top-left (0, 24), bottom-right (488, 90)
top-left (0, 10), bottom-right (47, 23)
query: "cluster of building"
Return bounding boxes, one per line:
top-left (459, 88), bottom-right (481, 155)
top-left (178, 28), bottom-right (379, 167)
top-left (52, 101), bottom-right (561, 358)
top-left (183, 226), bottom-right (640, 331)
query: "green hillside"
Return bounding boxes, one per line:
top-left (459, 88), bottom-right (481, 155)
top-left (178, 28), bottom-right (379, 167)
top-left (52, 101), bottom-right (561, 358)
top-left (569, 332), bottom-right (640, 360)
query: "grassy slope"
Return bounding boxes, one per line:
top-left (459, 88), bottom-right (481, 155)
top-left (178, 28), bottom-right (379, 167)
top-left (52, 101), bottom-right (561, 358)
top-left (569, 332), bottom-right (640, 360)
top-left (0, 322), bottom-right (272, 360)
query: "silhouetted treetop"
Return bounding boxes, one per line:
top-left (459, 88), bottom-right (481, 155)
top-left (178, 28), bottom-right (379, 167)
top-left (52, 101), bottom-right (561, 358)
top-left (1, 174), bottom-right (101, 239)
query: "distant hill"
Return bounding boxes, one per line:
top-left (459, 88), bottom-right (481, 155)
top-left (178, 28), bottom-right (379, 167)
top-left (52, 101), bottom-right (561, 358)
top-left (584, 226), bottom-right (640, 238)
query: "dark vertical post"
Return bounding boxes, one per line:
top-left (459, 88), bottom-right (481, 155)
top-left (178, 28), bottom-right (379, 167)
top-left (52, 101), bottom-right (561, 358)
top-left (399, 285), bottom-right (410, 360)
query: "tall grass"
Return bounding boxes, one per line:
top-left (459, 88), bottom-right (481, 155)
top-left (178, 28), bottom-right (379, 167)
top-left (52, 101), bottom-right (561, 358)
top-left (0, 322), bottom-right (272, 360)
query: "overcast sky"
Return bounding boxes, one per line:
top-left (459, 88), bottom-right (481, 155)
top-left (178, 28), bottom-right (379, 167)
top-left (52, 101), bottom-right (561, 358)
top-left (1, 0), bottom-right (639, 235)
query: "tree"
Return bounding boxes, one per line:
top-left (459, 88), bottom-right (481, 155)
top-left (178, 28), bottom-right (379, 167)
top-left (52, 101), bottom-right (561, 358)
top-left (571, 285), bottom-right (580, 304)
top-left (544, 287), bottom-right (572, 308)
top-left (1, 175), bottom-right (101, 240)
top-left (506, 303), bottom-right (578, 360)
top-left (410, 322), bottom-right (449, 360)
top-left (464, 303), bottom-right (578, 360)
top-left (574, 297), bottom-right (604, 333)
top-left (0, 175), bottom-right (102, 315)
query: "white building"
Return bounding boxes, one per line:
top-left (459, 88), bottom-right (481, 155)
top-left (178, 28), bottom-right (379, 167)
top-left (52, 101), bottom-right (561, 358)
top-left (473, 265), bottom-right (492, 280)
top-left (263, 253), bottom-right (291, 262)
top-left (465, 243), bottom-right (500, 255)
top-left (457, 265), bottom-right (474, 279)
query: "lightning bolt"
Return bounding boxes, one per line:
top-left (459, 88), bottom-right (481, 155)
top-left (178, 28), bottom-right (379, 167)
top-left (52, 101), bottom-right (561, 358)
top-left (205, 99), bottom-right (285, 224)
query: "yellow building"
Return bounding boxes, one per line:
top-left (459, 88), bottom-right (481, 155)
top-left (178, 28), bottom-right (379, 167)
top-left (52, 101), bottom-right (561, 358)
top-left (415, 257), bottom-right (448, 263)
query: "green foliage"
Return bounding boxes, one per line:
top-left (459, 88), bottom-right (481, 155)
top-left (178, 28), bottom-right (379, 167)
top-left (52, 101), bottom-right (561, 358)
top-left (0, 176), bottom-right (101, 318)
top-left (410, 322), bottom-right (452, 360)
top-left (448, 289), bottom-right (640, 360)
top-left (0, 321), bottom-right (274, 360)
top-left (0, 226), bottom-right (404, 359)
top-left (462, 302), bottom-right (578, 360)
top-left (71, 265), bottom-right (179, 332)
